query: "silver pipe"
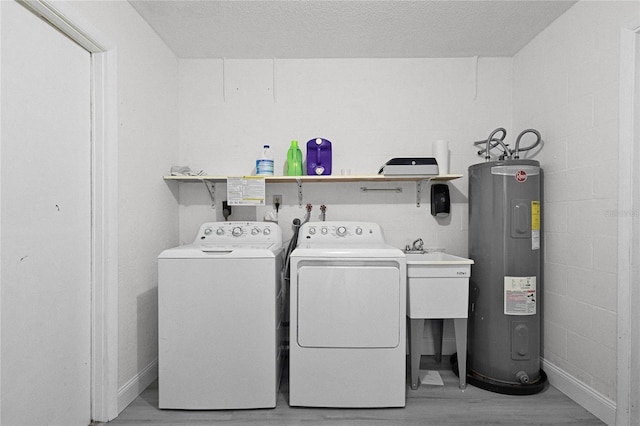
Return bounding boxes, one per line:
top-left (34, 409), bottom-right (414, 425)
top-left (476, 138), bottom-right (508, 156)
top-left (514, 129), bottom-right (542, 159)
top-left (484, 128), bottom-right (508, 161)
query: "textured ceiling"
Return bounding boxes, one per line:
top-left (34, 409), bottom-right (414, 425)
top-left (129, 0), bottom-right (577, 59)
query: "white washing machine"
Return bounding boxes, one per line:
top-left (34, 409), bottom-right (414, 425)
top-left (289, 221), bottom-right (406, 408)
top-left (158, 221), bottom-right (284, 409)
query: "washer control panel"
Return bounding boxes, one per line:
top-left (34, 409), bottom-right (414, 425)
top-left (299, 221), bottom-right (385, 244)
top-left (195, 221), bottom-right (281, 244)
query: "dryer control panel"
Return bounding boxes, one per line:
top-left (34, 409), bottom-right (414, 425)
top-left (195, 221), bottom-right (282, 244)
top-left (298, 221), bottom-right (386, 244)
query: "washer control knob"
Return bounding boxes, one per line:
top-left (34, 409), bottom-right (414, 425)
top-left (336, 226), bottom-right (347, 236)
top-left (321, 227), bottom-right (328, 235)
top-left (232, 227), bottom-right (243, 237)
top-left (355, 227), bottom-right (363, 235)
top-left (308, 227), bottom-right (316, 235)
top-left (251, 227), bottom-right (260, 235)
top-left (204, 228), bottom-right (212, 236)
top-left (216, 228), bottom-right (224, 236)
top-left (263, 227), bottom-right (271, 235)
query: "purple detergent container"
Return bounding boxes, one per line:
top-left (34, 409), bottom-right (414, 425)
top-left (306, 138), bottom-right (332, 175)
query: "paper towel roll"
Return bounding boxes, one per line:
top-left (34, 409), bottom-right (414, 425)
top-left (434, 140), bottom-right (449, 175)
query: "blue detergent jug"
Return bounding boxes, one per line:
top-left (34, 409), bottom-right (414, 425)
top-left (306, 138), bottom-right (332, 176)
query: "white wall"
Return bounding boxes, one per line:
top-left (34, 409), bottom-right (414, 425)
top-left (176, 56), bottom-right (514, 353)
top-left (513, 0), bottom-right (640, 417)
top-left (57, 0), bottom-right (180, 412)
top-left (177, 57), bottom-right (513, 246)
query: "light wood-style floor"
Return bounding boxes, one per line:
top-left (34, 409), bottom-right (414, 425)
top-left (106, 356), bottom-right (604, 425)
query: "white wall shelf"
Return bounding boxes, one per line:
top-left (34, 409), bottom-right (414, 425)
top-left (163, 174), bottom-right (462, 207)
top-left (163, 174), bottom-right (462, 183)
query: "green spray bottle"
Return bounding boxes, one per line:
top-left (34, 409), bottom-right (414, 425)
top-left (286, 140), bottom-right (303, 176)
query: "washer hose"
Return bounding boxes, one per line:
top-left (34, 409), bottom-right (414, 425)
top-left (485, 128), bottom-right (509, 161)
top-left (473, 128), bottom-right (510, 161)
top-left (513, 129), bottom-right (542, 159)
top-left (283, 204), bottom-right (313, 279)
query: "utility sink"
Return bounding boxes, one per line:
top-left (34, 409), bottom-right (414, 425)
top-left (405, 252), bottom-right (473, 318)
top-left (405, 251), bottom-right (475, 266)
top-left (405, 251), bottom-right (474, 390)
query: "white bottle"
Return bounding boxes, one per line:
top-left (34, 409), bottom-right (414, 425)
top-left (256, 144), bottom-right (274, 175)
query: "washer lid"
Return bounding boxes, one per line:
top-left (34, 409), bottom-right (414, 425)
top-left (159, 242), bottom-right (281, 259)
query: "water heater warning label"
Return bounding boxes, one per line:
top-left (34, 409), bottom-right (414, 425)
top-left (504, 276), bottom-right (536, 315)
top-left (531, 201), bottom-right (540, 230)
top-left (531, 201), bottom-right (541, 250)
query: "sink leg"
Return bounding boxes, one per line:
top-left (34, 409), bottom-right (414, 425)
top-left (431, 319), bottom-right (444, 363)
top-left (409, 318), bottom-right (424, 390)
top-left (453, 318), bottom-right (467, 389)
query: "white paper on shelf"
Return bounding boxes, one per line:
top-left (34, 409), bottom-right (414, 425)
top-left (227, 176), bottom-right (266, 206)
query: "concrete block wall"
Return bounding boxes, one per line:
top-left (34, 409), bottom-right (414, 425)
top-left (513, 0), bottom-right (639, 406)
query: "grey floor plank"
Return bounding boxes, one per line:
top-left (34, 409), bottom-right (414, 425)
top-left (106, 356), bottom-right (604, 425)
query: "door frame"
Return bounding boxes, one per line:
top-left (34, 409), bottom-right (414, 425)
top-left (617, 18), bottom-right (640, 426)
top-left (14, 0), bottom-right (119, 421)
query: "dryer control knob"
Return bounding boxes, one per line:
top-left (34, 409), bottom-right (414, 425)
top-left (232, 227), bottom-right (243, 237)
top-left (204, 228), bottom-right (213, 235)
top-left (216, 228), bottom-right (224, 235)
top-left (336, 226), bottom-right (347, 236)
top-left (355, 227), bottom-right (363, 235)
top-left (321, 227), bottom-right (328, 235)
top-left (263, 228), bottom-right (271, 235)
top-left (251, 228), bottom-right (260, 235)
top-left (308, 227), bottom-right (316, 235)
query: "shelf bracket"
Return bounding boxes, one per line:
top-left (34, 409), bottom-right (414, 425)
top-left (416, 179), bottom-right (430, 208)
top-left (296, 178), bottom-right (303, 207)
top-left (203, 180), bottom-right (216, 209)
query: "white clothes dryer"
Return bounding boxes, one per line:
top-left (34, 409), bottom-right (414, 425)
top-left (289, 221), bottom-right (406, 408)
top-left (158, 221), bottom-right (284, 409)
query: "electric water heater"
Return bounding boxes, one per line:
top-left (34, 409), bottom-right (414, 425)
top-left (466, 159), bottom-right (547, 395)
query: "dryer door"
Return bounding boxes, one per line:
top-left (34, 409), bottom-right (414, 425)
top-left (297, 263), bottom-right (401, 348)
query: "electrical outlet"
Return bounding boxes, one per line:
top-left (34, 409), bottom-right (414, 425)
top-left (273, 195), bottom-right (282, 207)
top-left (222, 201), bottom-right (232, 218)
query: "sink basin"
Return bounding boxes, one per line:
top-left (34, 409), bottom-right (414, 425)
top-left (405, 251), bottom-right (474, 265)
top-left (406, 252), bottom-right (473, 317)
top-left (405, 251), bottom-right (474, 391)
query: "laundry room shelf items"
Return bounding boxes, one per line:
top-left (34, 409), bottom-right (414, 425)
top-left (163, 174), bottom-right (462, 207)
top-left (163, 174), bottom-right (462, 183)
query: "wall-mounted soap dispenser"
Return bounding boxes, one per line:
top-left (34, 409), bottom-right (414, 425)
top-left (431, 183), bottom-right (450, 217)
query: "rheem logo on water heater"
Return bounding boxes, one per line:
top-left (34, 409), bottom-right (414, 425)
top-left (515, 170), bottom-right (528, 182)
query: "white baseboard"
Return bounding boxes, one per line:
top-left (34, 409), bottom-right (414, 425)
top-left (117, 358), bottom-right (158, 414)
top-left (542, 358), bottom-right (616, 426)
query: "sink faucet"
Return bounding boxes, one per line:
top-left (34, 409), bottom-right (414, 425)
top-left (411, 238), bottom-right (424, 252)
